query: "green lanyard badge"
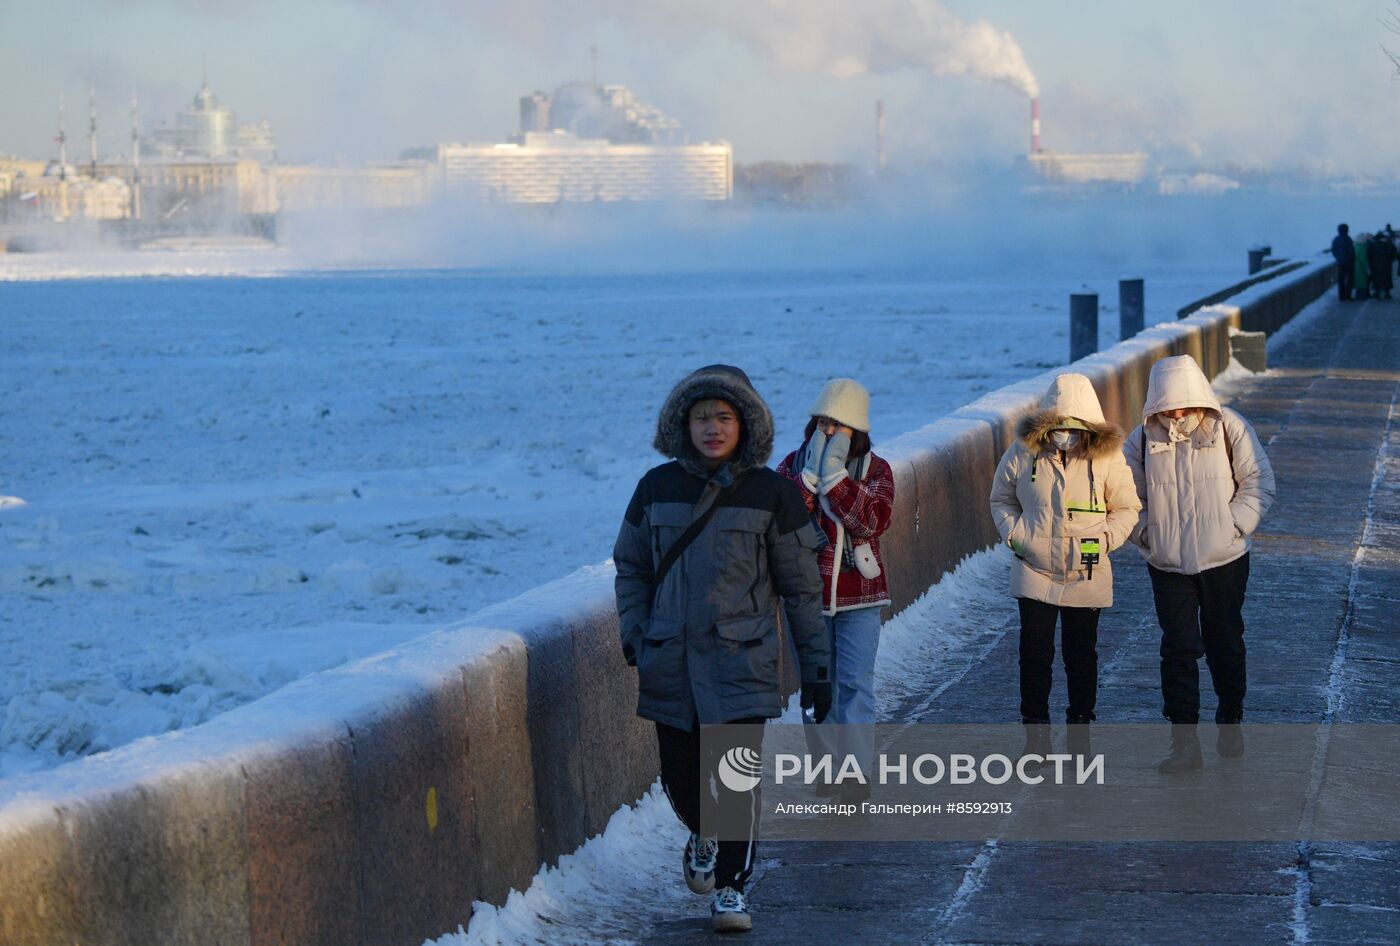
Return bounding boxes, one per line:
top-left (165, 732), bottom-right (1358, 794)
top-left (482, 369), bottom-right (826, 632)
top-left (1079, 537), bottom-right (1101, 579)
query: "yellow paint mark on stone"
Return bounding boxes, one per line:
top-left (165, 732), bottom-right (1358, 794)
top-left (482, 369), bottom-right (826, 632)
top-left (426, 786), bottom-right (439, 833)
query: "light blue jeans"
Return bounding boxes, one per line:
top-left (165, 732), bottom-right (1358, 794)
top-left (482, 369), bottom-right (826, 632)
top-left (805, 605), bottom-right (882, 781)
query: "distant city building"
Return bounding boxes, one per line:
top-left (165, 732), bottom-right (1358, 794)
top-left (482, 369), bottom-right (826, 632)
top-left (5, 79), bottom-right (728, 224)
top-left (235, 120), bottom-right (278, 165)
top-left (74, 158), bottom-right (274, 218)
top-left (519, 91), bottom-right (552, 134)
top-left (85, 160), bottom-right (434, 217)
top-left (1021, 100), bottom-right (1149, 190)
top-left (519, 82), bottom-right (685, 144)
top-left (272, 164), bottom-right (435, 212)
top-left (144, 80), bottom-right (278, 163)
top-left (442, 82), bottom-right (727, 203)
top-left (735, 162), bottom-right (862, 206)
top-left (1024, 150), bottom-right (1150, 188)
top-left (438, 132), bottom-right (732, 203)
top-left (1, 160), bottom-right (132, 221)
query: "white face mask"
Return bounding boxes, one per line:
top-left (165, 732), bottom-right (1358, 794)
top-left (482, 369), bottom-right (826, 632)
top-left (1049, 429), bottom-right (1082, 451)
top-left (1167, 413), bottom-right (1202, 440)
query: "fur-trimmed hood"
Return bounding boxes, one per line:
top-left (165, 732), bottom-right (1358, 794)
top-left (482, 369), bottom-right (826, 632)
top-left (1017, 411), bottom-right (1124, 459)
top-left (1016, 372), bottom-right (1124, 459)
top-left (653, 364), bottom-right (775, 471)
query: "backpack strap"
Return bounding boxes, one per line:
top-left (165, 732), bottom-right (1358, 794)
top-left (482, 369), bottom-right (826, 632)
top-left (1220, 413), bottom-right (1237, 492)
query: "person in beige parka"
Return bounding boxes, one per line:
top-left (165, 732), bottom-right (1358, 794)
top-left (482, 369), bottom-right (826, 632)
top-left (1124, 355), bottom-right (1275, 772)
top-left (990, 373), bottom-right (1142, 741)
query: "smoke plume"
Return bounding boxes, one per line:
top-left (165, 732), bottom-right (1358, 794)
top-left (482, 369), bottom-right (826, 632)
top-left (646, 0), bottom-right (1039, 97)
top-left (406, 0), bottom-right (1040, 98)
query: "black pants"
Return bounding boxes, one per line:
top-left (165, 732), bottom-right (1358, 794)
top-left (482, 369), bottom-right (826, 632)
top-left (1149, 554), bottom-right (1250, 724)
top-left (656, 718), bottom-right (765, 893)
top-left (1337, 262), bottom-right (1354, 301)
top-left (1017, 598), bottom-right (1100, 723)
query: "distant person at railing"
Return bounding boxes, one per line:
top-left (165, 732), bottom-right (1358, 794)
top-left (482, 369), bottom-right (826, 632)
top-left (1354, 232), bottom-right (1372, 301)
top-left (613, 363), bottom-right (830, 934)
top-left (1368, 229), bottom-right (1397, 300)
top-left (777, 378), bottom-right (896, 804)
top-left (1332, 223), bottom-right (1355, 301)
top-left (1124, 356), bottom-right (1276, 774)
top-left (989, 373), bottom-right (1140, 767)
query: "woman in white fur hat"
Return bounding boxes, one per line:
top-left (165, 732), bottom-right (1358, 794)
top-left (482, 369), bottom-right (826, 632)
top-left (777, 378), bottom-right (896, 801)
top-left (989, 373), bottom-right (1141, 756)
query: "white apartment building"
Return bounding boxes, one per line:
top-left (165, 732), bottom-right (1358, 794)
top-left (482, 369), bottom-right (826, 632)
top-left (437, 132), bottom-right (732, 204)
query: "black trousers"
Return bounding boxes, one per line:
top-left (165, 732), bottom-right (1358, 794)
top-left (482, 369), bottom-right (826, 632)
top-left (1149, 554), bottom-right (1250, 724)
top-left (656, 718), bottom-right (766, 893)
top-left (1016, 597), bottom-right (1100, 723)
top-left (1337, 262), bottom-right (1354, 301)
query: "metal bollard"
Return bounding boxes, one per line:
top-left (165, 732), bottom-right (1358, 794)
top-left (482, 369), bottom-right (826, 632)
top-left (1070, 292), bottom-right (1099, 362)
top-left (1248, 244), bottom-right (1272, 274)
top-left (1119, 278), bottom-right (1144, 340)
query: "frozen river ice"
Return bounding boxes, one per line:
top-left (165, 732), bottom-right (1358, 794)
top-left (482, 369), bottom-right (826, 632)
top-left (0, 258), bottom-right (1239, 776)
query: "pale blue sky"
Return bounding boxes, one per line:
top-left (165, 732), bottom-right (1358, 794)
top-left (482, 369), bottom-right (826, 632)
top-left (2, 0), bottom-right (1397, 172)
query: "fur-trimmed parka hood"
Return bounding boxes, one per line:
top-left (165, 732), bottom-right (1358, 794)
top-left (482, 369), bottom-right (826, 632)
top-left (1016, 372), bottom-right (1124, 459)
top-left (653, 364), bottom-right (775, 471)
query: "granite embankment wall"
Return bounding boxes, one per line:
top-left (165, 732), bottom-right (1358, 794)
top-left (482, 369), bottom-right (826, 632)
top-left (0, 259), bottom-right (1335, 946)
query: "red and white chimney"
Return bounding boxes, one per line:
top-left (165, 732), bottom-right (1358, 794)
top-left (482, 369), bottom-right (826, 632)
top-left (1030, 97), bottom-right (1041, 154)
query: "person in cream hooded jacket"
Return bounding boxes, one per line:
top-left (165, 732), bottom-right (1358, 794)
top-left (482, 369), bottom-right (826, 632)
top-left (990, 373), bottom-right (1141, 728)
top-left (1124, 355), bottom-right (1275, 770)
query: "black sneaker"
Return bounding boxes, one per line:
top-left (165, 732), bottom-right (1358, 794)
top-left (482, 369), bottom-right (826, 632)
top-left (683, 833), bottom-right (717, 895)
top-left (712, 887), bottom-right (752, 932)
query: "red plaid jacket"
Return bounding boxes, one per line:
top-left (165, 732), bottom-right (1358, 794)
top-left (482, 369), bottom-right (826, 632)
top-left (776, 446), bottom-right (895, 614)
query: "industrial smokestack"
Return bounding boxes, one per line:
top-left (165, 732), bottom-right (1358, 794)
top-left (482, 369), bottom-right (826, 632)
top-left (89, 86), bottom-right (99, 179)
top-left (56, 98), bottom-right (68, 180)
top-left (131, 91), bottom-right (142, 221)
top-left (1030, 97), bottom-right (1041, 154)
top-left (876, 99), bottom-right (886, 173)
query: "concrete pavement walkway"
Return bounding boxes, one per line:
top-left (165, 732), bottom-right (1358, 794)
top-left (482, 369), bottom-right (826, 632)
top-left (636, 295), bottom-right (1400, 944)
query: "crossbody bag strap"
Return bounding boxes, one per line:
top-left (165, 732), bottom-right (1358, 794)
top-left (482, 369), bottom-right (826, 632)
top-left (653, 478), bottom-right (739, 589)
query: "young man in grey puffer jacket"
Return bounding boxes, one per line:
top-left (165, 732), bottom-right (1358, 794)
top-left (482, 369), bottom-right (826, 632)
top-left (614, 364), bottom-right (831, 933)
